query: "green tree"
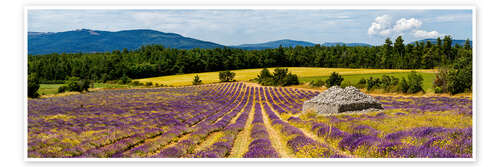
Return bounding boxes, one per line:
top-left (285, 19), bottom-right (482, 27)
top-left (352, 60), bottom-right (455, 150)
top-left (406, 71), bottom-right (424, 93)
top-left (192, 75), bottom-right (202, 85)
top-left (66, 77), bottom-right (81, 92)
top-left (382, 38), bottom-right (393, 68)
top-left (272, 68), bottom-right (289, 86)
top-left (64, 77), bottom-right (90, 92)
top-left (447, 50), bottom-right (473, 94)
top-left (283, 73), bottom-right (299, 86)
top-left (394, 36), bottom-right (405, 68)
top-left (119, 74), bottom-right (131, 84)
top-left (28, 73), bottom-right (40, 98)
top-left (443, 35), bottom-right (454, 64)
top-left (219, 70), bottom-right (236, 82)
top-left (257, 68), bottom-right (273, 85)
top-left (433, 67), bottom-right (449, 93)
top-left (464, 38), bottom-right (472, 50)
top-left (326, 72), bottom-right (344, 88)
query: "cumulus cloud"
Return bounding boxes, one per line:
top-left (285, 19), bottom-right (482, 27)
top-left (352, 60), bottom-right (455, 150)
top-left (393, 18), bottom-right (422, 32)
top-left (368, 15), bottom-right (440, 39)
top-left (368, 15), bottom-right (392, 36)
top-left (413, 30), bottom-right (440, 38)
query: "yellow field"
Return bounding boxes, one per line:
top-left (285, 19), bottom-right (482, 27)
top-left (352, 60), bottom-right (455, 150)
top-left (134, 67), bottom-right (437, 86)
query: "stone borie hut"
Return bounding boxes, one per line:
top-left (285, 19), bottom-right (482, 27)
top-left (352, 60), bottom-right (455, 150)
top-left (302, 86), bottom-right (383, 115)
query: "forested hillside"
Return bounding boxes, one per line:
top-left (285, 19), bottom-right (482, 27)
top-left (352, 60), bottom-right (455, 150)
top-left (28, 36), bottom-right (472, 83)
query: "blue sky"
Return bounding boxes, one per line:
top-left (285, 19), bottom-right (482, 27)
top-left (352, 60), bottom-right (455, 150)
top-left (28, 9), bottom-right (473, 45)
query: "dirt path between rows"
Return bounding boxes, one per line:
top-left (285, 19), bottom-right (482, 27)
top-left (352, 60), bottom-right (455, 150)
top-left (228, 103), bottom-right (255, 158)
top-left (260, 102), bottom-right (294, 158)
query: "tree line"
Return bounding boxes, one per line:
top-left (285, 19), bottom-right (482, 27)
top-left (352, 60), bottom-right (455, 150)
top-left (28, 36), bottom-right (472, 83)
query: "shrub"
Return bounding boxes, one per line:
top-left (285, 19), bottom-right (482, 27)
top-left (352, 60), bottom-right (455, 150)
top-left (257, 68), bottom-right (272, 81)
top-left (433, 51), bottom-right (472, 95)
top-left (434, 86), bottom-right (443, 94)
top-left (272, 68), bottom-right (289, 86)
top-left (28, 73), bottom-right (40, 98)
top-left (283, 73), bottom-right (299, 86)
top-left (325, 72), bottom-right (344, 88)
top-left (193, 75), bottom-right (202, 85)
top-left (119, 74), bottom-right (131, 84)
top-left (433, 67), bottom-right (448, 94)
top-left (66, 77), bottom-right (81, 92)
top-left (256, 68), bottom-right (273, 85)
top-left (357, 78), bottom-right (367, 88)
top-left (131, 81), bottom-right (141, 86)
top-left (406, 71), bottom-right (424, 93)
top-left (390, 76), bottom-right (400, 86)
top-left (256, 68), bottom-right (299, 86)
top-left (57, 85), bottom-right (68, 93)
top-left (397, 77), bottom-right (409, 93)
top-left (380, 75), bottom-right (399, 92)
top-left (366, 77), bottom-right (381, 91)
top-left (79, 80), bottom-right (90, 92)
top-left (64, 77), bottom-right (90, 92)
top-left (146, 82), bottom-right (153, 86)
top-left (219, 70), bottom-right (236, 82)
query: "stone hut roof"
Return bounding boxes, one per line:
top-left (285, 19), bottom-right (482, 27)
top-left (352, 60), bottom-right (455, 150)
top-left (303, 86), bottom-right (383, 115)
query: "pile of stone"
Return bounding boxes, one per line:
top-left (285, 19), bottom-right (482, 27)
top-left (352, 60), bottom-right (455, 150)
top-left (302, 86), bottom-right (383, 115)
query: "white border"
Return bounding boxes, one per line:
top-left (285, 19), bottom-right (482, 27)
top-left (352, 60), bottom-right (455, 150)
top-left (24, 5), bottom-right (477, 162)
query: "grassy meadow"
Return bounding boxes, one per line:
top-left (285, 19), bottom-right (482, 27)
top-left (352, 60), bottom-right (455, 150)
top-left (134, 67), bottom-right (437, 87)
top-left (300, 72), bottom-right (437, 93)
top-left (38, 83), bottom-right (138, 96)
top-left (38, 67), bottom-right (437, 96)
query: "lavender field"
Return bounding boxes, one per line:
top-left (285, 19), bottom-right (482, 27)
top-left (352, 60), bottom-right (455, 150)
top-left (27, 82), bottom-right (472, 158)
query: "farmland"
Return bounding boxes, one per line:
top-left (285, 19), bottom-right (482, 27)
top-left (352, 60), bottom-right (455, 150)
top-left (28, 82), bottom-right (472, 158)
top-left (134, 67), bottom-right (436, 87)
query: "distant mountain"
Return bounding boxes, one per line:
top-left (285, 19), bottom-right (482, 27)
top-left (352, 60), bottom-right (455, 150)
top-left (28, 32), bottom-right (54, 36)
top-left (321, 42), bottom-right (372, 47)
top-left (28, 29), bottom-right (225, 55)
top-left (412, 38), bottom-right (472, 46)
top-left (233, 39), bottom-right (316, 50)
top-left (28, 28), bottom-right (471, 55)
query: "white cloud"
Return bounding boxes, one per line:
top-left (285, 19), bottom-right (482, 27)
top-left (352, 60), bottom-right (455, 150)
top-left (368, 15), bottom-right (441, 40)
top-left (368, 14), bottom-right (392, 35)
top-left (393, 18), bottom-right (422, 32)
top-left (413, 30), bottom-right (440, 38)
top-left (380, 29), bottom-right (392, 36)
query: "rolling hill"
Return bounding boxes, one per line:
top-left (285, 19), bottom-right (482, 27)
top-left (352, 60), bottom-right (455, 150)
top-left (232, 39), bottom-right (316, 50)
top-left (28, 29), bottom-right (225, 55)
top-left (28, 29), bottom-right (471, 55)
top-left (321, 42), bottom-right (372, 47)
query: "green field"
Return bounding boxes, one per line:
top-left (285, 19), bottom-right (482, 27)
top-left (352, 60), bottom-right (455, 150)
top-left (300, 72), bottom-right (436, 92)
top-left (38, 83), bottom-right (136, 95)
top-left (38, 84), bottom-right (64, 95)
top-left (135, 67), bottom-right (436, 87)
top-left (39, 67), bottom-right (437, 95)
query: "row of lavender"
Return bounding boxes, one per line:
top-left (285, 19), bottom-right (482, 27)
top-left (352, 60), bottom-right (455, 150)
top-left (152, 85), bottom-right (253, 158)
top-left (260, 85), bottom-right (473, 158)
top-left (259, 87), bottom-right (345, 158)
top-left (28, 83), bottom-right (246, 157)
top-left (28, 82), bottom-right (472, 158)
